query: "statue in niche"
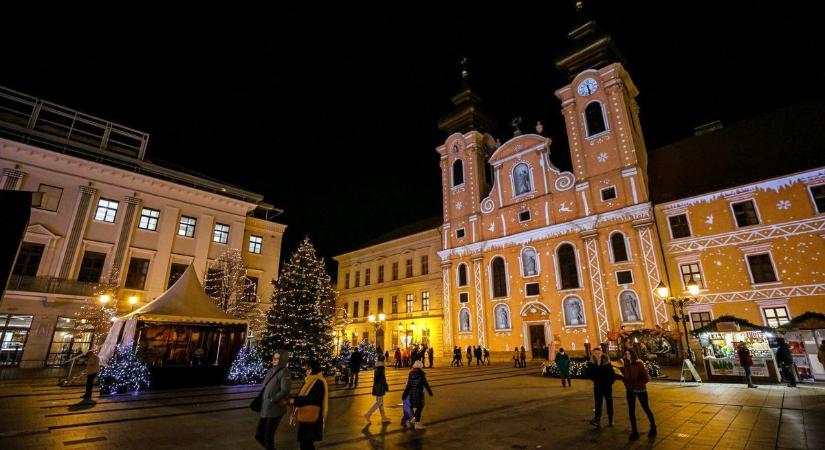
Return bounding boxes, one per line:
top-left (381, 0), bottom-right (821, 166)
top-left (514, 163), bottom-right (531, 195)
top-left (460, 310), bottom-right (470, 332)
top-left (621, 291), bottom-right (640, 322)
top-left (523, 249), bottom-right (538, 276)
top-left (566, 298), bottom-right (584, 325)
top-left (496, 305), bottom-right (510, 329)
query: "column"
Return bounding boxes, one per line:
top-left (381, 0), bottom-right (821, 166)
top-left (633, 220), bottom-right (669, 324)
top-left (1, 168), bottom-right (25, 190)
top-left (110, 196), bottom-right (141, 280)
top-left (581, 230), bottom-right (609, 342)
top-left (472, 254), bottom-right (486, 348)
top-left (58, 185), bottom-right (97, 279)
top-left (441, 262), bottom-right (453, 349)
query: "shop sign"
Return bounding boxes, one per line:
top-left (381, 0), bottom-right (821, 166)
top-left (708, 357), bottom-right (770, 377)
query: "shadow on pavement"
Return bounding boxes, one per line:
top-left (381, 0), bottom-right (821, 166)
top-left (68, 400), bottom-right (97, 411)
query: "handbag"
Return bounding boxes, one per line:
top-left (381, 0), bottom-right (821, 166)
top-left (250, 368), bottom-right (282, 413)
top-left (296, 405), bottom-right (321, 423)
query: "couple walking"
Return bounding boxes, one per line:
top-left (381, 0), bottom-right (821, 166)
top-left (364, 356), bottom-right (433, 430)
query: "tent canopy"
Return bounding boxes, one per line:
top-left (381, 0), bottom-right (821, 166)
top-left (122, 265), bottom-right (246, 325)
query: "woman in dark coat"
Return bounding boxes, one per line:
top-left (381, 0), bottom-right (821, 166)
top-left (291, 360), bottom-right (328, 450)
top-left (622, 349), bottom-right (656, 440)
top-left (775, 338), bottom-right (797, 387)
top-left (402, 360), bottom-right (433, 430)
top-left (364, 356), bottom-right (390, 423)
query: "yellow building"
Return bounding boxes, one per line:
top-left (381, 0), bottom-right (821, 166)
top-left (333, 218), bottom-right (444, 356)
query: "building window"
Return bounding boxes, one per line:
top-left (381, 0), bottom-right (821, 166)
top-left (355, 271), bottom-right (360, 288)
top-left (363, 300), bottom-right (370, 317)
top-left (521, 247), bottom-right (539, 276)
top-left (600, 186), bottom-right (617, 201)
top-left (167, 263), bottom-right (188, 289)
top-left (668, 214), bottom-right (691, 239)
top-left (36, 184), bottom-right (63, 212)
top-left (406, 259), bottom-right (413, 278)
top-left (138, 208), bottom-right (160, 231)
top-left (519, 210), bottom-right (531, 222)
top-left (494, 304), bottom-right (511, 330)
top-left (421, 256), bottom-right (429, 275)
top-left (513, 163), bottom-right (532, 196)
top-left (459, 308), bottom-right (471, 332)
top-left (378, 265), bottom-right (384, 283)
top-left (0, 314), bottom-right (33, 367)
top-left (178, 216), bottom-right (197, 237)
top-left (391, 296), bottom-right (398, 314)
top-left (377, 297), bottom-right (384, 313)
top-left (13, 243), bottom-right (44, 277)
top-left (491, 256), bottom-right (508, 298)
top-left (811, 185), bottom-right (825, 213)
top-left (563, 296), bottom-right (586, 326)
top-left (557, 244), bottom-right (580, 290)
top-left (406, 294), bottom-right (414, 313)
top-left (94, 198), bottom-right (119, 223)
top-left (762, 306), bottom-right (790, 328)
top-left (747, 253), bottom-right (778, 284)
top-left (353, 301), bottom-right (359, 318)
top-left (344, 273), bottom-right (350, 289)
top-left (616, 270), bottom-right (633, 285)
top-left (422, 291), bottom-right (430, 311)
top-left (610, 232), bottom-right (629, 263)
top-left (124, 257), bottom-right (150, 290)
top-left (457, 264), bottom-right (468, 287)
top-left (248, 235), bottom-right (262, 254)
top-left (732, 200), bottom-right (759, 227)
top-left (619, 290), bottom-right (642, 323)
top-left (392, 262), bottom-right (399, 281)
top-left (690, 311), bottom-right (712, 330)
top-left (244, 277), bottom-right (258, 302)
top-left (213, 223), bottom-right (230, 244)
top-left (679, 263), bottom-right (705, 289)
top-left (77, 251), bottom-right (106, 283)
top-left (365, 268), bottom-right (371, 286)
top-left (456, 228), bottom-right (465, 239)
top-left (46, 316), bottom-right (92, 366)
top-left (525, 282), bottom-right (540, 296)
top-left (585, 102), bottom-right (607, 136)
top-left (452, 159), bottom-right (464, 186)
top-left (459, 292), bottom-right (469, 303)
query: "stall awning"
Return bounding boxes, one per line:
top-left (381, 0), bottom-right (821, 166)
top-left (777, 312), bottom-right (825, 331)
top-left (692, 315), bottom-right (774, 335)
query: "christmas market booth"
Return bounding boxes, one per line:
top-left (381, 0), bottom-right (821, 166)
top-left (777, 312), bottom-right (825, 381)
top-left (693, 316), bottom-right (780, 383)
top-left (609, 326), bottom-right (678, 364)
top-left (99, 265), bottom-right (247, 388)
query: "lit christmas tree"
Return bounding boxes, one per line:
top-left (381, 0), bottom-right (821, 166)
top-left (205, 249), bottom-right (267, 339)
top-left (74, 267), bottom-right (119, 350)
top-left (260, 237), bottom-right (336, 378)
top-left (98, 344), bottom-right (151, 394)
top-left (226, 344), bottom-right (266, 384)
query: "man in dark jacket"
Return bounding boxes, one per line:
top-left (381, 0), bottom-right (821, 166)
top-left (736, 343), bottom-right (757, 388)
top-left (349, 349), bottom-right (363, 388)
top-left (555, 348), bottom-right (572, 387)
top-left (402, 361), bottom-right (433, 430)
top-left (775, 338), bottom-right (797, 387)
top-left (587, 347), bottom-right (615, 428)
top-left (427, 346), bottom-right (434, 368)
top-left (474, 346), bottom-right (482, 366)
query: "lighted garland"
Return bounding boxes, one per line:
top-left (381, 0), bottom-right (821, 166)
top-left (226, 345), bottom-right (266, 384)
top-left (542, 360), bottom-right (661, 379)
top-left (98, 344), bottom-right (151, 394)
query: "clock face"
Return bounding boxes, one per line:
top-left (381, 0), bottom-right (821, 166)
top-left (577, 78), bottom-right (598, 96)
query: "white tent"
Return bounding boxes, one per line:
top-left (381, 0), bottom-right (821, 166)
top-left (99, 265), bottom-right (246, 363)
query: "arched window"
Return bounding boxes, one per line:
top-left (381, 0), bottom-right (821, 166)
top-left (459, 308), bottom-right (471, 332)
top-left (620, 290), bottom-right (642, 323)
top-left (452, 159), bottom-right (464, 186)
top-left (563, 296), bottom-right (585, 326)
top-left (557, 244), bottom-right (580, 290)
top-left (521, 247), bottom-right (539, 276)
top-left (610, 232), bottom-right (629, 263)
top-left (513, 163), bottom-right (532, 196)
top-left (457, 263), bottom-right (468, 287)
top-left (585, 102), bottom-right (606, 136)
top-left (491, 256), bottom-right (508, 298)
top-left (494, 304), bottom-right (511, 330)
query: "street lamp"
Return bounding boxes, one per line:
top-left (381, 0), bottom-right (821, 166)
top-left (98, 294), bottom-right (111, 304)
top-left (656, 276), bottom-right (701, 363)
top-left (367, 313), bottom-right (386, 347)
top-left (128, 295), bottom-right (138, 312)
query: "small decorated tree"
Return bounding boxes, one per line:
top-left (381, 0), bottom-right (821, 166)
top-left (98, 344), bottom-right (151, 394)
top-left (75, 267), bottom-right (119, 349)
top-left (226, 345), bottom-right (266, 384)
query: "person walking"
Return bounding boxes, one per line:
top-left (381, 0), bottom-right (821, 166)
top-left (255, 350), bottom-right (291, 450)
top-left (474, 346), bottom-right (482, 366)
top-left (775, 338), bottom-right (797, 387)
top-left (402, 360), bottom-right (433, 430)
top-left (364, 355), bottom-right (391, 423)
top-left (483, 347), bottom-right (490, 365)
top-left (737, 342), bottom-right (757, 388)
top-left (466, 346), bottom-right (472, 366)
top-left (513, 348), bottom-right (520, 367)
top-left (291, 360), bottom-right (328, 450)
top-left (427, 346), bottom-right (434, 368)
top-left (622, 349), bottom-right (656, 440)
top-left (587, 347), bottom-right (615, 428)
top-left (555, 348), bottom-right (572, 387)
top-left (349, 348), bottom-right (363, 388)
top-left (453, 346), bottom-right (462, 366)
top-left (81, 350), bottom-right (100, 400)
top-left (519, 346), bottom-right (527, 368)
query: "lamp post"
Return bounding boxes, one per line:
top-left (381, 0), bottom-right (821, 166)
top-left (397, 321), bottom-right (415, 348)
top-left (367, 313), bottom-right (386, 349)
top-left (656, 276), bottom-right (700, 363)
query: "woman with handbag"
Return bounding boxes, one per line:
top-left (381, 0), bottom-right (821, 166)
top-left (291, 360), bottom-right (328, 450)
top-left (364, 355), bottom-right (391, 423)
top-left (253, 350), bottom-right (291, 450)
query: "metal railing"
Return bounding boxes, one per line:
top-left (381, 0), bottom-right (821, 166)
top-left (6, 275), bottom-right (97, 297)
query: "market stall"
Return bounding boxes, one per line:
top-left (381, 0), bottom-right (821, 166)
top-left (777, 312), bottom-right (825, 381)
top-left (693, 316), bottom-right (780, 383)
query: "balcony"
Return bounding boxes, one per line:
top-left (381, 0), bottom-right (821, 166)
top-left (6, 275), bottom-right (97, 297)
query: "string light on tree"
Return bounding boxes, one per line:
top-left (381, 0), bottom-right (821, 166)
top-left (98, 344), bottom-right (150, 394)
top-left (226, 345), bottom-right (266, 384)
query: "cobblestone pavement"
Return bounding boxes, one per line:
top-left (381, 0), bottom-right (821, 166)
top-left (0, 362), bottom-right (822, 449)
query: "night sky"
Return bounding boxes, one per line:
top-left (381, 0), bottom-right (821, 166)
top-left (2, 3), bottom-right (822, 269)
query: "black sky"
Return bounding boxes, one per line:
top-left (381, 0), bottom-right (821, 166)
top-left (2, 3), bottom-right (822, 268)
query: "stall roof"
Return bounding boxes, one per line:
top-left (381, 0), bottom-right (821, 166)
top-left (122, 265), bottom-right (246, 325)
top-left (692, 315), bottom-right (774, 335)
top-left (777, 312), bottom-right (825, 331)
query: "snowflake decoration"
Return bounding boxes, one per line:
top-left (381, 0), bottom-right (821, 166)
top-left (455, 201), bottom-right (463, 210)
top-left (488, 222), bottom-right (495, 232)
top-left (705, 214), bottom-right (714, 225)
top-left (597, 152), bottom-right (608, 163)
top-left (776, 200), bottom-right (791, 210)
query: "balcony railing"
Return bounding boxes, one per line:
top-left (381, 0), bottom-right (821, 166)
top-left (6, 275), bottom-right (97, 297)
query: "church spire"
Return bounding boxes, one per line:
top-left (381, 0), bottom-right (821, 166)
top-left (437, 57), bottom-right (494, 134)
top-left (555, 1), bottom-right (626, 80)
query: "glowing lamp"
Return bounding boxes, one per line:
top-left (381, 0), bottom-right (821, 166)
top-left (128, 296), bottom-right (139, 305)
top-left (368, 314), bottom-right (376, 323)
top-left (378, 313), bottom-right (385, 322)
top-left (686, 276), bottom-right (700, 296)
top-left (99, 294), bottom-right (111, 304)
top-left (655, 281), bottom-right (669, 299)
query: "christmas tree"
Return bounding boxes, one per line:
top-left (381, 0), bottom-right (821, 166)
top-left (260, 237), bottom-right (336, 378)
top-left (205, 249), bottom-right (267, 340)
top-left (226, 345), bottom-right (266, 384)
top-left (74, 267), bottom-right (119, 349)
top-left (98, 344), bottom-right (151, 394)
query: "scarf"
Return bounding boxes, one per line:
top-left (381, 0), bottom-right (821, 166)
top-left (298, 373), bottom-right (329, 425)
